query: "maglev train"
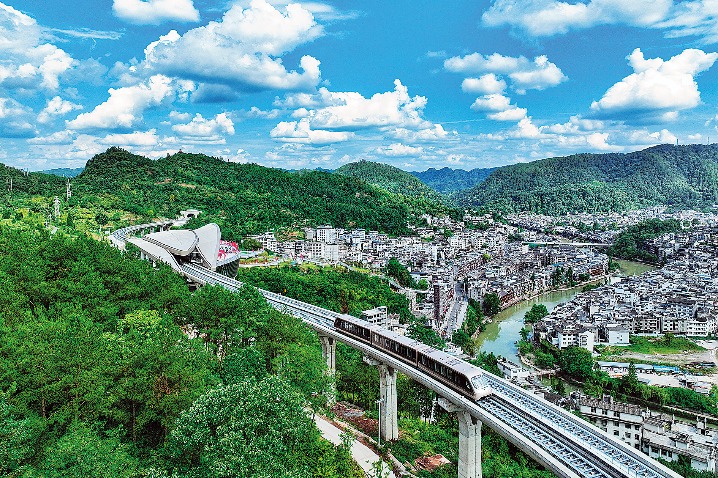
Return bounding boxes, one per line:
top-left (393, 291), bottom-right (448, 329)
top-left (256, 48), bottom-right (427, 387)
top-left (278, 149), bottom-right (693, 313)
top-left (334, 315), bottom-right (491, 401)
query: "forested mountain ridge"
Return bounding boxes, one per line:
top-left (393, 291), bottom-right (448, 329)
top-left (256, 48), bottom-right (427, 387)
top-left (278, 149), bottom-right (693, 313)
top-left (411, 166), bottom-right (496, 194)
top-left (69, 147), bottom-right (426, 238)
top-left (456, 144), bottom-right (718, 214)
top-left (38, 167), bottom-right (84, 178)
top-left (334, 160), bottom-right (458, 217)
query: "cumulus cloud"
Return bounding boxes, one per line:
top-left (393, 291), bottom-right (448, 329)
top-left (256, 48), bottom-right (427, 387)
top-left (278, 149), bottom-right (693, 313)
top-left (112, 0), bottom-right (199, 25)
top-left (101, 129), bottom-right (160, 147)
top-left (38, 96), bottom-right (82, 123)
top-left (270, 118), bottom-right (353, 144)
top-left (590, 48), bottom-right (718, 122)
top-left (482, 0), bottom-right (718, 44)
top-left (482, 0), bottom-right (672, 36)
top-left (171, 113), bottom-right (235, 139)
top-left (0, 3), bottom-right (76, 91)
top-left (461, 74), bottom-right (507, 94)
top-left (272, 80), bottom-right (449, 146)
top-left (445, 53), bottom-right (566, 94)
top-left (309, 80), bottom-right (431, 130)
top-left (0, 96), bottom-right (36, 137)
top-left (67, 75), bottom-right (177, 130)
top-left (470, 93), bottom-right (528, 121)
top-left (136, 0), bottom-right (323, 92)
top-left (376, 143), bottom-right (424, 157)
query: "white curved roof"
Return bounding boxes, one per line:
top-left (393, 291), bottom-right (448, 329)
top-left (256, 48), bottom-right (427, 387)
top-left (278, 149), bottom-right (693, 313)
top-left (127, 237), bottom-right (182, 272)
top-left (143, 229), bottom-right (198, 256)
top-left (194, 223), bottom-right (221, 271)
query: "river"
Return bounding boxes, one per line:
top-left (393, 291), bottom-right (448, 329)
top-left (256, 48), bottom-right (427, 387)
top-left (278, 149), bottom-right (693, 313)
top-left (474, 260), bottom-right (655, 365)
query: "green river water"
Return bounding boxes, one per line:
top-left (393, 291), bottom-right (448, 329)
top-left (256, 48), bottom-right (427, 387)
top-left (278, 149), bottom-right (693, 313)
top-left (474, 260), bottom-right (655, 364)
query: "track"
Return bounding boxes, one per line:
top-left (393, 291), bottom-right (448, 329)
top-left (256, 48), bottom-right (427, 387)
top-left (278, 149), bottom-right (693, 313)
top-left (477, 395), bottom-right (622, 478)
top-left (178, 262), bottom-right (680, 478)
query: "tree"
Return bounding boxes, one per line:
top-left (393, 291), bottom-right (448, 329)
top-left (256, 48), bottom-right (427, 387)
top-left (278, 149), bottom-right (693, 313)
top-left (558, 347), bottom-right (595, 381)
top-left (385, 257), bottom-right (416, 288)
top-left (95, 212), bottom-right (109, 227)
top-left (483, 293), bottom-right (501, 316)
top-left (524, 304), bottom-right (548, 324)
top-left (166, 377), bottom-right (327, 478)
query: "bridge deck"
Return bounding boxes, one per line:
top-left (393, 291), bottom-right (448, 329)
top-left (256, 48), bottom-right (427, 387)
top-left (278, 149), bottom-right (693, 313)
top-left (177, 261), bottom-right (680, 478)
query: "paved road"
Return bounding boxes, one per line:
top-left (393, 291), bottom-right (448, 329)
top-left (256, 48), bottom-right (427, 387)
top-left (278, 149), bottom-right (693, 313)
top-left (315, 415), bottom-right (391, 476)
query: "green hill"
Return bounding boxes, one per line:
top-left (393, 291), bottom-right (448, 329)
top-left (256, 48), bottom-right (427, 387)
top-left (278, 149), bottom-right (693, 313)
top-left (456, 144), bottom-right (718, 214)
top-left (71, 148), bottom-right (422, 238)
top-left (334, 160), bottom-right (457, 217)
top-left (411, 166), bottom-right (496, 194)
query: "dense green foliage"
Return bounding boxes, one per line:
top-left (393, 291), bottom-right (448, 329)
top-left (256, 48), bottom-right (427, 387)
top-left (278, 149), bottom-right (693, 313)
top-left (606, 218), bottom-right (682, 263)
top-left (334, 160), bottom-right (456, 217)
top-left (524, 304), bottom-right (549, 324)
top-left (71, 148), bottom-right (421, 238)
top-left (483, 292), bottom-right (501, 316)
top-left (457, 144), bottom-right (718, 214)
top-left (530, 342), bottom-right (718, 416)
top-left (410, 166), bottom-right (496, 195)
top-left (0, 225), bottom-right (358, 477)
top-left (384, 257), bottom-right (418, 288)
top-left (236, 264), bottom-right (414, 322)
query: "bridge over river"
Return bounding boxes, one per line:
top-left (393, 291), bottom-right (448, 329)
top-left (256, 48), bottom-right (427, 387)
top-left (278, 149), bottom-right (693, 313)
top-left (112, 221), bottom-right (680, 478)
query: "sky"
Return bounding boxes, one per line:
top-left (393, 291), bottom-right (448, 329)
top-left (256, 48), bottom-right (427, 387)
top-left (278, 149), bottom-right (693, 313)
top-left (2, 0), bottom-right (718, 172)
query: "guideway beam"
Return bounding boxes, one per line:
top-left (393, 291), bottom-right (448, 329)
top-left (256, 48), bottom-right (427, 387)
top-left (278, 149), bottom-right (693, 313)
top-left (439, 398), bottom-right (482, 478)
top-left (363, 357), bottom-right (399, 442)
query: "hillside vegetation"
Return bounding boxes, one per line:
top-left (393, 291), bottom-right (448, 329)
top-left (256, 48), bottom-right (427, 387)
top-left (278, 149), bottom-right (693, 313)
top-left (411, 166), bottom-right (496, 194)
top-left (457, 144), bottom-right (718, 214)
top-left (67, 148), bottom-right (430, 238)
top-left (334, 160), bottom-right (457, 217)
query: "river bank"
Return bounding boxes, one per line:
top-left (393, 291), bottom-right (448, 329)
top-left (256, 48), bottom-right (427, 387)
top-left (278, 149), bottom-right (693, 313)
top-left (474, 260), bottom-right (655, 365)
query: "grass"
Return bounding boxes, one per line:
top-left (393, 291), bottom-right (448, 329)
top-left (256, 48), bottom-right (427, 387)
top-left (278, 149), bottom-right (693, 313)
top-left (599, 335), bottom-right (704, 358)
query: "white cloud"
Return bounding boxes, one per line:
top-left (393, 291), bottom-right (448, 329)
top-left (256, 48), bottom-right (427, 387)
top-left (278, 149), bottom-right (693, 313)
top-left (38, 96), bottom-right (82, 123)
top-left (488, 107), bottom-right (528, 121)
top-left (0, 3), bottom-right (76, 91)
top-left (392, 124), bottom-right (454, 142)
top-left (172, 113), bottom-right (235, 138)
top-left (482, 0), bottom-right (718, 45)
top-left (471, 93), bottom-right (528, 121)
top-left (445, 53), bottom-right (566, 93)
top-left (461, 74), bottom-right (507, 94)
top-left (0, 96), bottom-right (36, 137)
top-left (376, 143), bottom-right (424, 157)
top-left (244, 106), bottom-right (281, 119)
top-left (112, 0), bottom-right (199, 25)
top-left (271, 118), bottom-right (353, 144)
top-left (67, 75), bottom-right (176, 130)
top-left (309, 80), bottom-right (432, 130)
top-left (272, 80), bottom-right (449, 147)
top-left (590, 48), bottom-right (718, 122)
top-left (101, 129), bottom-right (160, 147)
top-left (482, 0), bottom-right (672, 37)
top-left (28, 130), bottom-right (75, 145)
top-left (138, 0), bottom-right (323, 92)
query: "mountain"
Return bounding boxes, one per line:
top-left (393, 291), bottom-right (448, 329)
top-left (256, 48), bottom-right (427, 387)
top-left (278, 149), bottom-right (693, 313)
top-left (456, 144), bottom-right (718, 215)
top-left (411, 166), bottom-right (496, 194)
top-left (1, 163), bottom-right (65, 197)
top-left (39, 167), bottom-right (84, 177)
top-left (72, 148), bottom-right (427, 238)
top-left (334, 160), bottom-right (458, 217)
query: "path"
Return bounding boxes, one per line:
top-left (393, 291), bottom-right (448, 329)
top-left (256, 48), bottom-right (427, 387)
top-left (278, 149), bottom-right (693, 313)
top-left (315, 415), bottom-right (391, 476)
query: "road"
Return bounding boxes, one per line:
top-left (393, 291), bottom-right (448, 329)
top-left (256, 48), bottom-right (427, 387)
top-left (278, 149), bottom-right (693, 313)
top-left (314, 415), bottom-right (391, 476)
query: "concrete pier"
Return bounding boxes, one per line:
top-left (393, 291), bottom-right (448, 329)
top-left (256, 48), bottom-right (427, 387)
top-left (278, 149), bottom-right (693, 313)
top-left (363, 356), bottom-right (399, 442)
top-left (319, 335), bottom-right (336, 404)
top-left (439, 398), bottom-right (482, 478)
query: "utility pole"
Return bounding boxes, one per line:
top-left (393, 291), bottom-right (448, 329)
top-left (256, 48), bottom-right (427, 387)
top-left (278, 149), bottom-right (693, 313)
top-left (66, 178), bottom-right (72, 200)
top-left (53, 196), bottom-right (60, 219)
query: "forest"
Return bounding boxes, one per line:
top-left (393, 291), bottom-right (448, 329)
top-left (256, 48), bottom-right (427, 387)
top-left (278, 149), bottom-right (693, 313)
top-left (457, 144), bottom-right (718, 214)
top-left (606, 219), bottom-right (682, 263)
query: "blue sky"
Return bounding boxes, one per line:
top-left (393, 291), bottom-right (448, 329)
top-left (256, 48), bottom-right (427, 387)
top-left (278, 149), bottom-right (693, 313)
top-left (3, 0), bottom-right (718, 171)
